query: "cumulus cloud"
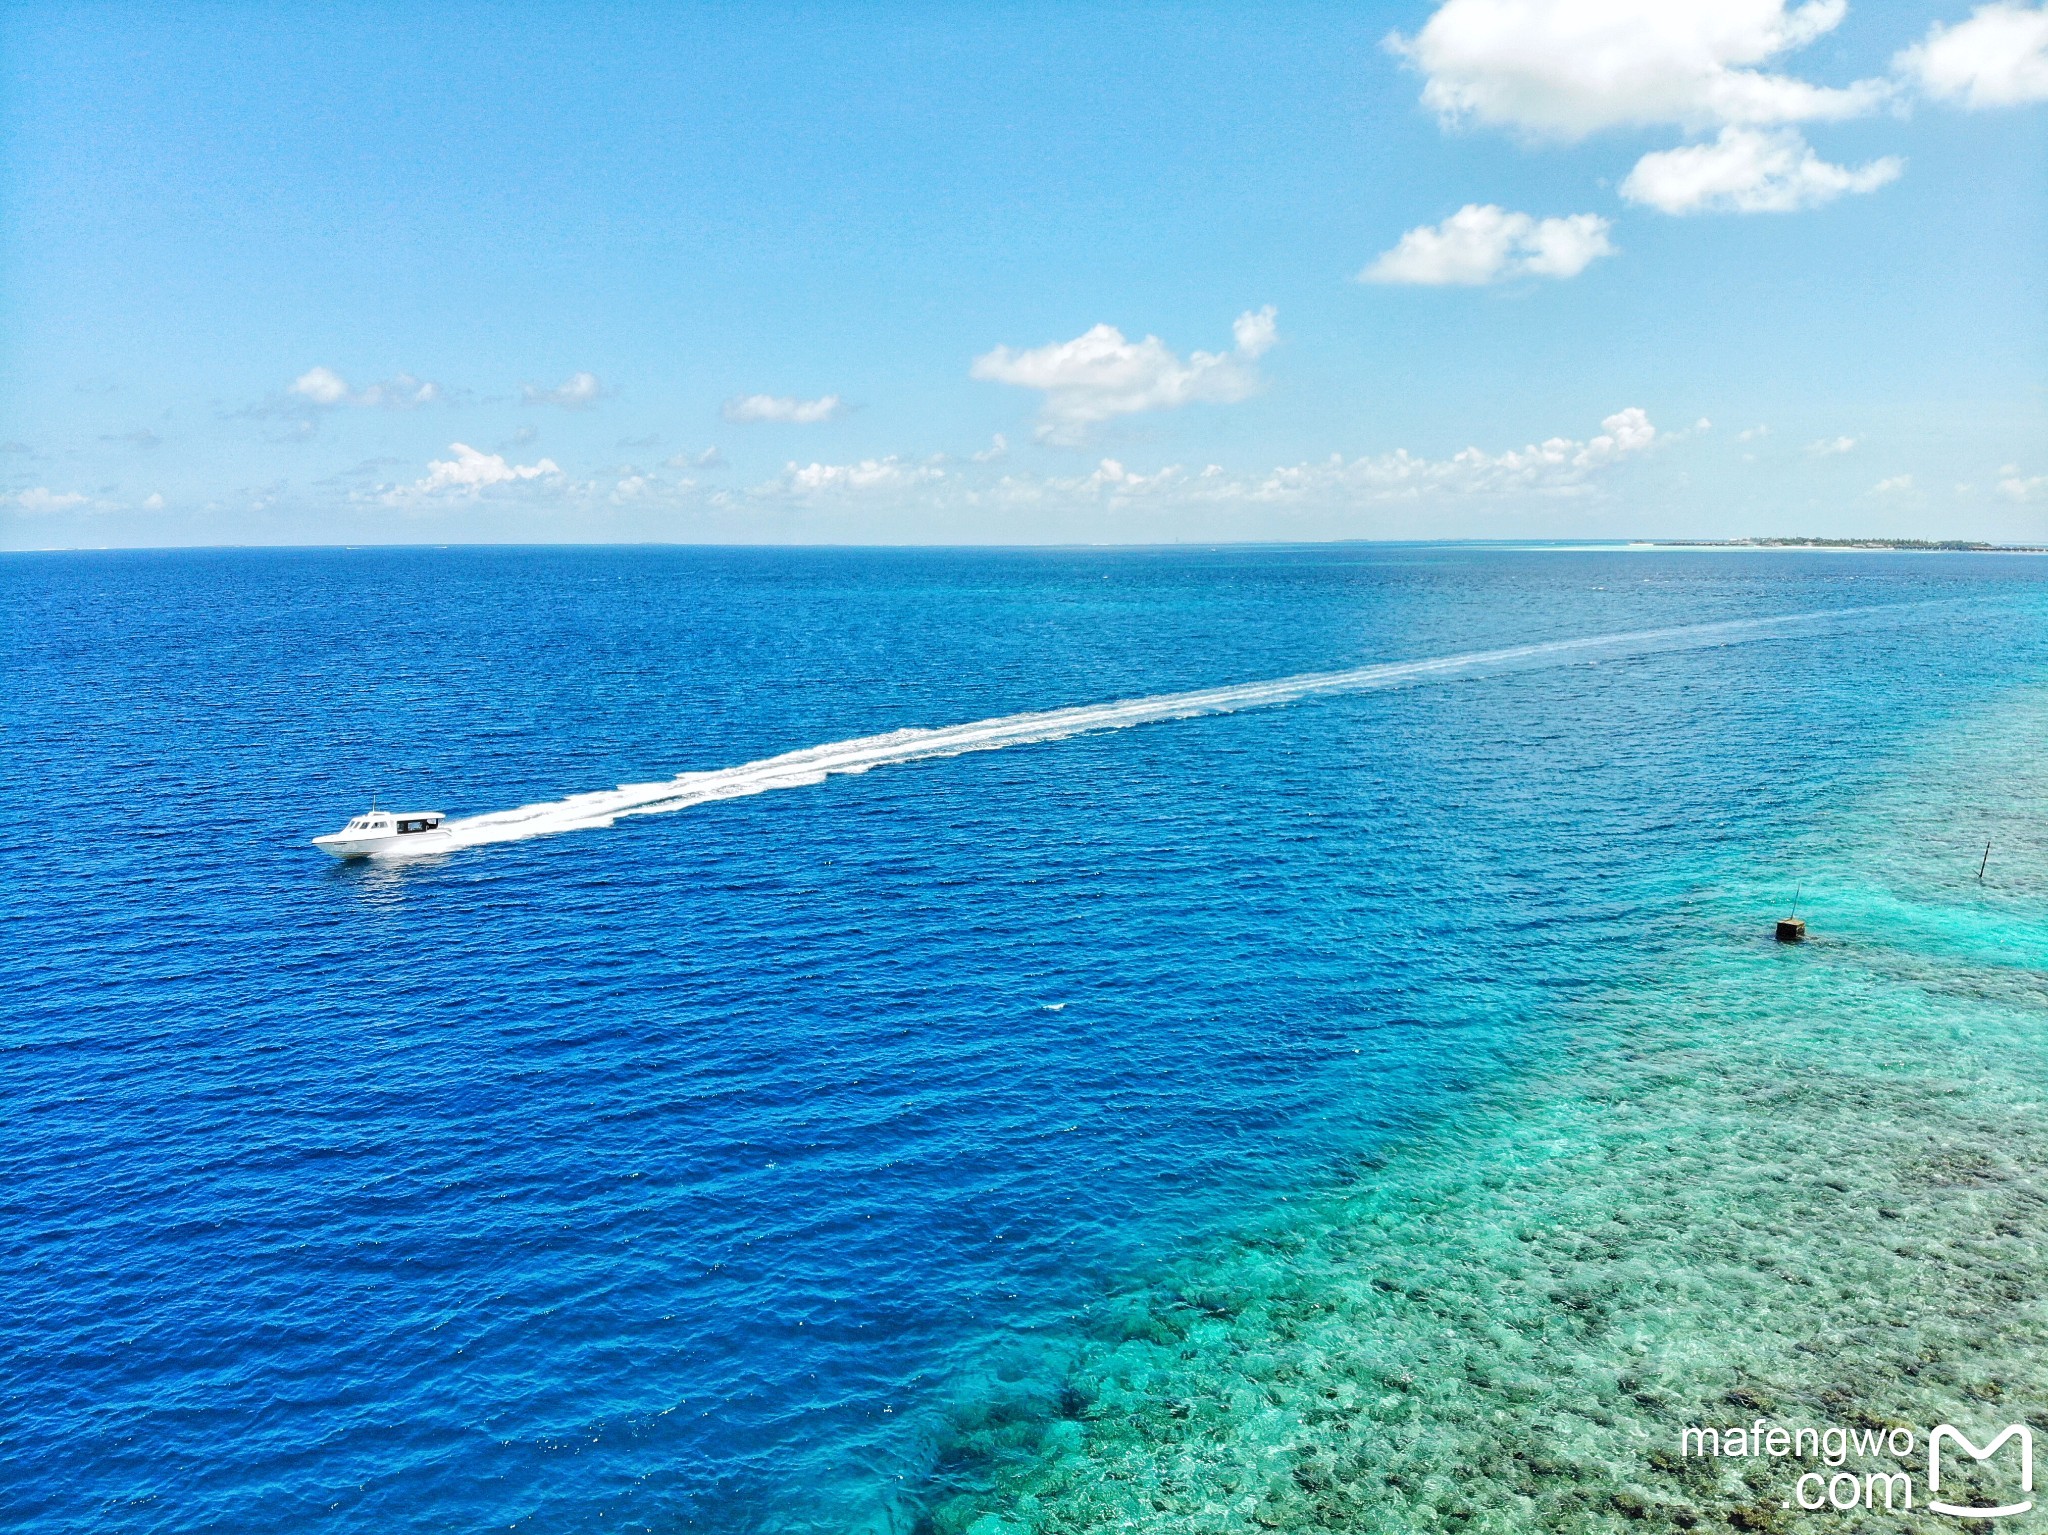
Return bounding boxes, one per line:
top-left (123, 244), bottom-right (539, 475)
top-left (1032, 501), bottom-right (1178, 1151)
top-left (2000, 468), bottom-right (2048, 500)
top-left (1871, 474), bottom-right (1916, 494)
top-left (1232, 307), bottom-right (1279, 357)
top-left (736, 408), bottom-right (1661, 516)
top-left (1387, 0), bottom-right (1888, 139)
top-left (755, 455), bottom-right (947, 496)
top-left (962, 409), bottom-right (1657, 513)
top-left (722, 393), bottom-right (847, 424)
top-left (360, 408), bottom-right (1668, 525)
top-left (1807, 434), bottom-right (1859, 455)
top-left (971, 307), bottom-right (1277, 445)
top-left (387, 442), bottom-right (562, 501)
top-left (1897, 3), bottom-right (2048, 107)
top-left (1389, 1), bottom-right (1906, 220)
top-left (143, 492), bottom-right (166, 510)
top-left (522, 371), bottom-right (604, 409)
top-left (384, 378), bottom-right (438, 406)
top-left (1362, 205), bottom-right (1615, 284)
top-left (291, 366), bottom-right (350, 406)
top-left (288, 366), bottom-right (440, 409)
top-left (666, 446), bottom-right (725, 469)
top-left (8, 487), bottom-right (91, 514)
top-left (1622, 126), bottom-right (1902, 213)
top-left (1233, 407), bottom-right (1659, 502)
top-left (972, 433), bottom-right (1010, 463)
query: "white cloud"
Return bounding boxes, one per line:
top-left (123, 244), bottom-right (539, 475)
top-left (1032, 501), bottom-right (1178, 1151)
top-left (1232, 307), bottom-right (1279, 357)
top-left (721, 393), bottom-right (847, 424)
top-left (973, 433), bottom-right (1010, 463)
top-left (971, 307), bottom-right (1277, 445)
top-left (971, 407), bottom-right (1663, 511)
top-left (1897, 3), bottom-right (2048, 107)
top-left (378, 406), bottom-right (1667, 524)
top-left (1871, 473), bottom-right (1916, 494)
top-left (288, 366), bottom-right (440, 409)
top-left (1807, 434), bottom-right (1858, 455)
top-left (1387, 0), bottom-right (1888, 139)
top-left (2000, 469), bottom-right (2048, 500)
top-left (1739, 423), bottom-right (1772, 441)
top-left (740, 407), bottom-right (1660, 513)
top-left (143, 492), bottom-right (165, 510)
top-left (366, 380), bottom-right (440, 408)
top-left (1362, 205), bottom-right (1615, 285)
top-left (666, 446), bottom-right (725, 469)
top-left (522, 371), bottom-right (604, 409)
top-left (388, 442), bottom-right (562, 501)
top-left (8, 487), bottom-right (90, 513)
top-left (1389, 1), bottom-right (1906, 222)
top-left (1622, 126), bottom-right (1902, 213)
top-left (755, 456), bottom-right (947, 496)
top-left (291, 366), bottom-right (350, 406)
top-left (1234, 407), bottom-right (1659, 502)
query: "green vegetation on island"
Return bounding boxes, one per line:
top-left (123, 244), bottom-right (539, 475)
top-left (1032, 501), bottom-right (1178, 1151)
top-left (1655, 537), bottom-right (2045, 553)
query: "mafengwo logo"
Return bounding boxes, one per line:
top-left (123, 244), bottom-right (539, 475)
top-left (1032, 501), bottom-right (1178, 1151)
top-left (1678, 1419), bottom-right (2034, 1517)
top-left (1929, 1425), bottom-right (2033, 1520)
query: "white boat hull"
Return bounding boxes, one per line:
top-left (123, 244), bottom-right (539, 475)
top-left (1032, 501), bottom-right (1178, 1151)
top-left (313, 830), bottom-right (452, 859)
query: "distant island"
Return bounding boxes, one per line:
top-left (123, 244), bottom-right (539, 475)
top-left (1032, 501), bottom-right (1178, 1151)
top-left (1648, 537), bottom-right (2046, 553)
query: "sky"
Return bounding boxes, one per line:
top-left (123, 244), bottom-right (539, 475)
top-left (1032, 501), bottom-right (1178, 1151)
top-left (2, 0), bottom-right (2044, 548)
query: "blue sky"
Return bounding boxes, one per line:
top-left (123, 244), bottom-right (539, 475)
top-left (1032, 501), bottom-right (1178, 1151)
top-left (2, 0), bottom-right (2043, 546)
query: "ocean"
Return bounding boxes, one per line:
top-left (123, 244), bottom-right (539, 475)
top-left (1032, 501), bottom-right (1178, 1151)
top-left (6, 544), bottom-right (2045, 1534)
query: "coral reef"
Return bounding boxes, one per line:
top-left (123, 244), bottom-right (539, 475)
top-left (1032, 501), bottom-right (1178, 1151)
top-left (922, 694), bottom-right (2048, 1534)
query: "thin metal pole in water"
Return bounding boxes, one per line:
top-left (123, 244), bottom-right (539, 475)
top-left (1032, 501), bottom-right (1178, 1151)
top-left (1979, 842), bottom-right (1991, 881)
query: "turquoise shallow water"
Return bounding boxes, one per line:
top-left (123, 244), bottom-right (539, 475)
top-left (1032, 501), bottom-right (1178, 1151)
top-left (927, 663), bottom-right (2048, 1535)
top-left (4, 546), bottom-right (2045, 1533)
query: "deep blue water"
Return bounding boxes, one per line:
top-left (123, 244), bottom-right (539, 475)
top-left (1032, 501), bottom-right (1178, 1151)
top-left (5, 545), bottom-right (2046, 1534)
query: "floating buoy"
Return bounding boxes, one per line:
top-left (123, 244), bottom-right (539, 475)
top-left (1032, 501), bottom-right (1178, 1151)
top-left (1776, 918), bottom-right (1807, 943)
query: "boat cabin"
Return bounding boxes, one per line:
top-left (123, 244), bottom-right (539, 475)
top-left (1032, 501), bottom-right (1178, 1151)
top-left (344, 812), bottom-right (445, 836)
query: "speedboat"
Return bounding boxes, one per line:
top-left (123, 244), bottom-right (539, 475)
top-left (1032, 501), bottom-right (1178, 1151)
top-left (312, 809), bottom-right (449, 859)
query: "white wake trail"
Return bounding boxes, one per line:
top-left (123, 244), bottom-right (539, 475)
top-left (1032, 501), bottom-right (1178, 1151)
top-left (430, 607), bottom-right (1874, 855)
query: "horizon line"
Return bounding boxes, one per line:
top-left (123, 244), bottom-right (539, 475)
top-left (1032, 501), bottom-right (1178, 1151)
top-left (7, 536), bottom-right (2048, 558)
